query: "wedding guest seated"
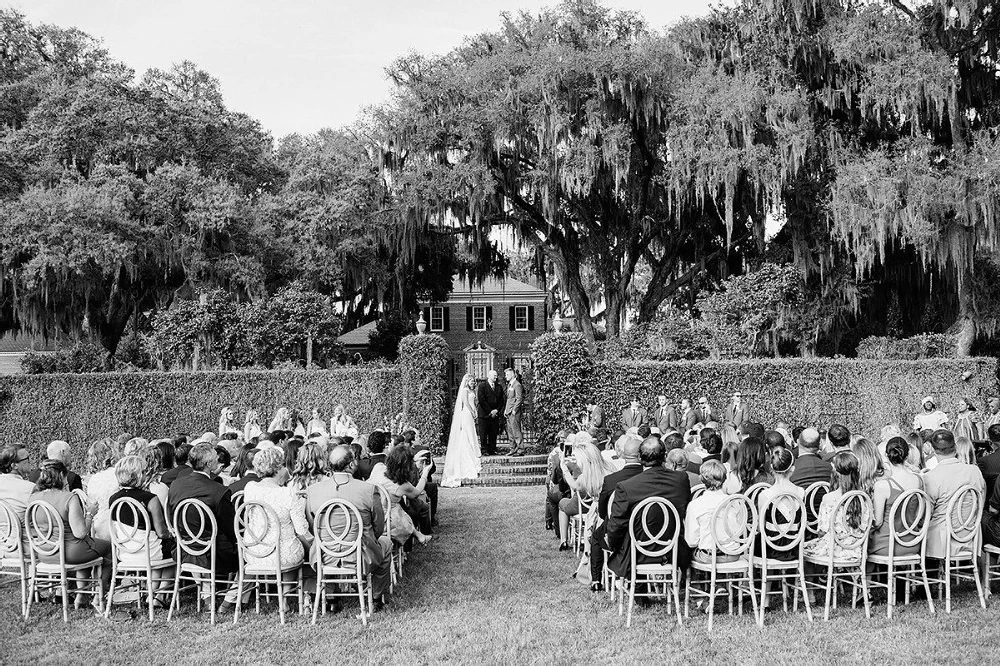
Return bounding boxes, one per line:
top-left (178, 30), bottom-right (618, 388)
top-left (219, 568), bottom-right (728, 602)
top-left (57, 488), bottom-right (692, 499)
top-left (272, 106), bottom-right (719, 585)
top-left (236, 447), bottom-right (312, 610)
top-left (408, 432), bottom-right (439, 529)
top-left (109, 454), bottom-right (175, 605)
top-left (27, 441), bottom-right (83, 492)
top-left (306, 445), bottom-right (393, 612)
top-left (376, 446), bottom-right (433, 546)
top-left (546, 432), bottom-right (572, 535)
top-left (869, 437), bottom-right (923, 558)
top-left (160, 443), bottom-right (193, 487)
top-left (687, 433), bottom-right (722, 477)
top-left (588, 435), bottom-right (642, 591)
top-left (821, 424), bottom-right (851, 461)
top-left (684, 460), bottom-right (735, 564)
top-left (84, 440), bottom-right (121, 542)
top-left (290, 442), bottom-right (329, 492)
top-left (605, 437), bottom-right (691, 579)
top-left (666, 448), bottom-right (697, 487)
top-left (722, 437), bottom-right (772, 494)
top-left (955, 436), bottom-right (976, 465)
top-left (356, 431), bottom-right (388, 481)
top-left (803, 452), bottom-right (871, 562)
top-left (924, 430), bottom-right (985, 561)
top-left (0, 444), bottom-right (35, 522)
top-left (979, 425), bottom-right (1000, 504)
top-left (789, 428), bottom-right (831, 489)
top-left (853, 437), bottom-right (885, 495)
top-left (765, 430), bottom-right (787, 451)
top-left (228, 446), bottom-right (260, 494)
top-left (30, 459), bottom-right (113, 603)
top-left (167, 443), bottom-right (239, 606)
top-left (156, 440), bottom-right (175, 476)
top-left (557, 433), bottom-right (615, 551)
top-left (756, 447), bottom-right (804, 562)
top-left (214, 446), bottom-right (233, 485)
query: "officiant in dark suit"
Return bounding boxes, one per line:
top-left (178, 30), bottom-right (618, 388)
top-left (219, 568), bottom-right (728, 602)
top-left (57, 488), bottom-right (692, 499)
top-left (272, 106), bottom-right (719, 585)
top-left (476, 369), bottom-right (505, 456)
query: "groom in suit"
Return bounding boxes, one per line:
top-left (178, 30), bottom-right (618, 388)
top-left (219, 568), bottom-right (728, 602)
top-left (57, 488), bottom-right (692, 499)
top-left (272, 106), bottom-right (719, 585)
top-left (504, 368), bottom-right (525, 456)
top-left (476, 370), bottom-right (505, 456)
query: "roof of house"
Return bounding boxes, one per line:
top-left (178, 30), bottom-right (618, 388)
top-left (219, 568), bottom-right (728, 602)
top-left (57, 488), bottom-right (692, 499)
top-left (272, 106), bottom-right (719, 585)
top-left (336, 320), bottom-right (377, 347)
top-left (431, 276), bottom-right (547, 304)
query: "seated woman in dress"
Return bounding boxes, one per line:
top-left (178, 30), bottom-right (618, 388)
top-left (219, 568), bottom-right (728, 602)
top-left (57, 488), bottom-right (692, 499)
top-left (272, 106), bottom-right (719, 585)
top-left (378, 445), bottom-right (432, 545)
top-left (305, 409), bottom-right (329, 438)
top-left (330, 404), bottom-right (358, 438)
top-left (109, 454), bottom-right (175, 605)
top-left (289, 442), bottom-right (328, 492)
top-left (29, 459), bottom-right (112, 605)
top-left (556, 433), bottom-right (616, 552)
top-left (83, 439), bottom-right (120, 542)
top-left (869, 437), bottom-right (924, 558)
top-left (756, 447), bottom-right (804, 562)
top-left (243, 410), bottom-right (263, 443)
top-left (722, 437), bottom-right (773, 494)
top-left (803, 451), bottom-right (872, 562)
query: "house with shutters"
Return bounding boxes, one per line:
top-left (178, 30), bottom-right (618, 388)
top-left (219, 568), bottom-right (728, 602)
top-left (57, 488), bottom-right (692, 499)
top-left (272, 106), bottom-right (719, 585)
top-left (418, 276), bottom-right (549, 387)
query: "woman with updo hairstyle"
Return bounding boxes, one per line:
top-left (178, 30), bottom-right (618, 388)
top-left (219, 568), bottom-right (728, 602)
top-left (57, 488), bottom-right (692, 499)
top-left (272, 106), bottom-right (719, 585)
top-left (869, 437), bottom-right (924, 557)
top-left (29, 459), bottom-right (112, 603)
top-left (754, 446), bottom-right (804, 563)
top-left (289, 442), bottom-right (328, 492)
top-left (241, 446), bottom-right (311, 572)
top-left (83, 439), bottom-right (121, 542)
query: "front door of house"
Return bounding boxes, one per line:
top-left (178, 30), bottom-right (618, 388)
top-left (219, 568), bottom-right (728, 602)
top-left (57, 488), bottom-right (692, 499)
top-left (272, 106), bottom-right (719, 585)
top-left (464, 341), bottom-right (496, 380)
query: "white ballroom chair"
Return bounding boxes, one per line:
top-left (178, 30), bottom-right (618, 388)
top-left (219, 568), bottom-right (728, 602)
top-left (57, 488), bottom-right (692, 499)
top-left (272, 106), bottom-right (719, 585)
top-left (168, 498), bottom-right (233, 625)
top-left (233, 500), bottom-right (304, 625)
top-left (311, 498), bottom-right (373, 626)
top-left (925, 484), bottom-right (986, 613)
top-left (622, 496), bottom-right (683, 628)
top-left (752, 492), bottom-right (812, 627)
top-left (0, 499), bottom-right (28, 618)
top-left (804, 490), bottom-right (874, 621)
top-left (865, 488), bottom-right (934, 618)
top-left (106, 496), bottom-right (176, 621)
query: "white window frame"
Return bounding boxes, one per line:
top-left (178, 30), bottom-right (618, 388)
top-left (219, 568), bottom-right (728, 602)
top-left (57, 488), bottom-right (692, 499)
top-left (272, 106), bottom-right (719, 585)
top-left (472, 306), bottom-right (487, 332)
top-left (514, 305), bottom-right (529, 331)
top-left (430, 306), bottom-right (445, 332)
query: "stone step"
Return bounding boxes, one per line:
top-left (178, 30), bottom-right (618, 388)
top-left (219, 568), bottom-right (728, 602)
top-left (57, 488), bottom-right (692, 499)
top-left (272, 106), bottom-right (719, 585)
top-left (480, 464), bottom-right (547, 476)
top-left (433, 454), bottom-right (547, 467)
top-left (458, 474), bottom-right (547, 487)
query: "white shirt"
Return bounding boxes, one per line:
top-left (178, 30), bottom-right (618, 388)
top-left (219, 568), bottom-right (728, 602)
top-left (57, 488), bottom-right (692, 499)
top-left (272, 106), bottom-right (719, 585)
top-left (913, 410), bottom-right (948, 432)
top-left (684, 489), bottom-right (729, 551)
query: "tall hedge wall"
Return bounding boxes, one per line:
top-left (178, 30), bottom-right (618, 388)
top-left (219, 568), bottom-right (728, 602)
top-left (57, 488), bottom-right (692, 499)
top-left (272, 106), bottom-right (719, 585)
top-left (531, 333), bottom-right (1000, 438)
top-left (0, 367), bottom-right (404, 451)
top-left (398, 334), bottom-right (451, 448)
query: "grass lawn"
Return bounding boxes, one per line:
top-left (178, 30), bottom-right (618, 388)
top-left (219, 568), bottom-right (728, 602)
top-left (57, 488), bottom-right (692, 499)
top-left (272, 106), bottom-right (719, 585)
top-left (1, 486), bottom-right (996, 665)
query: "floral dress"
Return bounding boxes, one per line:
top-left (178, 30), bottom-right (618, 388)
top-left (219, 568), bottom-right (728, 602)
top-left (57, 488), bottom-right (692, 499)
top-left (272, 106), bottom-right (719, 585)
top-left (243, 482), bottom-right (309, 569)
top-left (803, 489), bottom-right (872, 562)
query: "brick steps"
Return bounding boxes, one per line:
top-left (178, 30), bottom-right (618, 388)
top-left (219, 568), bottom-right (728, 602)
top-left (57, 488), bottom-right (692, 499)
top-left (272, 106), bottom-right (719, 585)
top-left (434, 453), bottom-right (549, 487)
top-left (460, 474), bottom-right (548, 487)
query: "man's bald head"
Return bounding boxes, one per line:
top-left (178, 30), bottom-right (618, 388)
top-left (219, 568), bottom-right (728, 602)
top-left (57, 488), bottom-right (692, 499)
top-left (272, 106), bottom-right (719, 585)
top-left (799, 427), bottom-right (820, 452)
top-left (329, 445), bottom-right (355, 472)
top-left (639, 437), bottom-right (666, 467)
top-left (47, 440), bottom-right (70, 462)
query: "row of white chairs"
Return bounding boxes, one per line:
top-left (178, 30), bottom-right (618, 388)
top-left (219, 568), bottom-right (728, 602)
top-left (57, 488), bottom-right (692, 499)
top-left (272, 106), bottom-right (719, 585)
top-left (0, 485), bottom-right (407, 626)
top-left (595, 482), bottom-right (996, 628)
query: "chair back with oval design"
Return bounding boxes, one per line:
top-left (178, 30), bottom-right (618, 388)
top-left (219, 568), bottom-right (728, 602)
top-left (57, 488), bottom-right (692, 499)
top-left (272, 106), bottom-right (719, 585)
top-left (804, 481), bottom-right (830, 536)
top-left (314, 499), bottom-right (363, 572)
top-left (887, 488), bottom-right (930, 558)
top-left (690, 484), bottom-right (706, 501)
top-left (627, 496), bottom-right (681, 567)
top-left (172, 498), bottom-right (218, 564)
top-left (945, 484), bottom-right (982, 558)
top-left (743, 482), bottom-right (770, 506)
top-left (374, 485), bottom-right (392, 537)
top-left (0, 500), bottom-right (22, 559)
top-left (25, 500), bottom-right (66, 565)
top-left (758, 492), bottom-right (806, 558)
top-left (109, 496), bottom-right (156, 563)
top-left (828, 490), bottom-right (874, 559)
top-left (712, 493), bottom-right (758, 558)
top-left (231, 491), bottom-right (245, 514)
top-left (235, 501), bottom-right (281, 568)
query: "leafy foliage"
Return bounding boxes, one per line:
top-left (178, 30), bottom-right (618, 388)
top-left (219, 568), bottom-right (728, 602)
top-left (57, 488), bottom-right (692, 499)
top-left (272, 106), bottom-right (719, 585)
top-left (530, 333), bottom-right (595, 431)
top-left (397, 334), bottom-right (451, 448)
top-left (857, 334), bottom-right (958, 360)
top-left (367, 311), bottom-right (414, 362)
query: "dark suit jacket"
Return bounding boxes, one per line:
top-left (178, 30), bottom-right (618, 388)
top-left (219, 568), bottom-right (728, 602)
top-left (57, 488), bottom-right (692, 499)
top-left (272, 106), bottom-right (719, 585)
top-left (166, 470), bottom-right (237, 564)
top-left (228, 472), bottom-right (260, 494)
top-left (820, 448), bottom-right (850, 463)
top-left (650, 405), bottom-right (677, 432)
top-left (621, 408), bottom-right (648, 430)
top-left (605, 466), bottom-right (691, 578)
top-left (979, 449), bottom-right (1000, 504)
top-left (160, 464), bottom-right (192, 487)
top-left (724, 403), bottom-right (749, 428)
top-left (790, 452), bottom-right (833, 489)
top-left (597, 463), bottom-right (644, 520)
top-left (682, 409), bottom-right (698, 430)
top-left (28, 468), bottom-right (82, 492)
top-left (476, 380), bottom-right (505, 419)
top-left (355, 454), bottom-right (386, 481)
top-left (696, 407), bottom-right (719, 425)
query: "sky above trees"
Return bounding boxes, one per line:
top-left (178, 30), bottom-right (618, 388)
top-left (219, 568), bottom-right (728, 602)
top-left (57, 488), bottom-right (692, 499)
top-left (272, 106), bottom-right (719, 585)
top-left (10, 0), bottom-right (714, 138)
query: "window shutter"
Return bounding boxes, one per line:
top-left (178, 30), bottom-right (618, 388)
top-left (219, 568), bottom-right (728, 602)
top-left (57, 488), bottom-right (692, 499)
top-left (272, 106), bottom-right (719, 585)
top-left (543, 302), bottom-right (548, 328)
top-left (528, 306), bottom-right (535, 331)
top-left (486, 306), bottom-right (493, 330)
top-left (423, 307), bottom-right (431, 329)
top-left (466, 307), bottom-right (473, 331)
top-left (443, 307), bottom-right (450, 331)
top-left (509, 306), bottom-right (516, 331)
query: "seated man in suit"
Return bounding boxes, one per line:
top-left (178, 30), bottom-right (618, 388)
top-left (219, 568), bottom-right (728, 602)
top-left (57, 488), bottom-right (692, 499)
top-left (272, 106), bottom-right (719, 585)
top-left (166, 442), bottom-right (240, 609)
top-left (620, 398), bottom-right (648, 431)
top-left (789, 428), bottom-right (831, 489)
top-left (978, 424), bottom-right (1000, 504)
top-left (26, 441), bottom-right (83, 492)
top-left (307, 445), bottom-right (393, 611)
top-left (820, 423), bottom-right (851, 461)
top-left (161, 442), bottom-right (194, 487)
top-left (604, 437), bottom-right (692, 580)
top-left (355, 431), bottom-right (388, 481)
top-left (588, 434), bottom-right (643, 590)
top-left (925, 429), bottom-right (986, 562)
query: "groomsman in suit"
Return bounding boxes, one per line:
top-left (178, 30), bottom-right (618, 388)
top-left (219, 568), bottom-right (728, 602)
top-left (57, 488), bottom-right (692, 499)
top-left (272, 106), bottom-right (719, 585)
top-left (650, 395), bottom-right (677, 432)
top-left (620, 398), bottom-right (647, 430)
top-left (476, 370), bottom-right (505, 456)
top-left (695, 396), bottom-right (718, 425)
top-left (504, 368), bottom-right (525, 456)
top-left (723, 391), bottom-right (749, 429)
top-left (680, 398), bottom-right (698, 430)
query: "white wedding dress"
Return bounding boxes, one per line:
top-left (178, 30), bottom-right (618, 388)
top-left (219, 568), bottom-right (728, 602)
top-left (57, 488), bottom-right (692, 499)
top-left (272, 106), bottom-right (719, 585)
top-left (442, 385), bottom-right (482, 487)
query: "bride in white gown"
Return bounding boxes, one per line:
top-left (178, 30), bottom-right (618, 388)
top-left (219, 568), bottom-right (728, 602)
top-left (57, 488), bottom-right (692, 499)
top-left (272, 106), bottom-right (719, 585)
top-left (442, 373), bottom-right (483, 487)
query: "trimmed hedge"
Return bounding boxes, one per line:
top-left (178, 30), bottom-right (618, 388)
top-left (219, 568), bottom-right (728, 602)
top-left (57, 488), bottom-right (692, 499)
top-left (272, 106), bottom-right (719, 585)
top-left (532, 333), bottom-right (999, 438)
top-left (398, 334), bottom-right (451, 448)
top-left (0, 367), bottom-right (403, 457)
